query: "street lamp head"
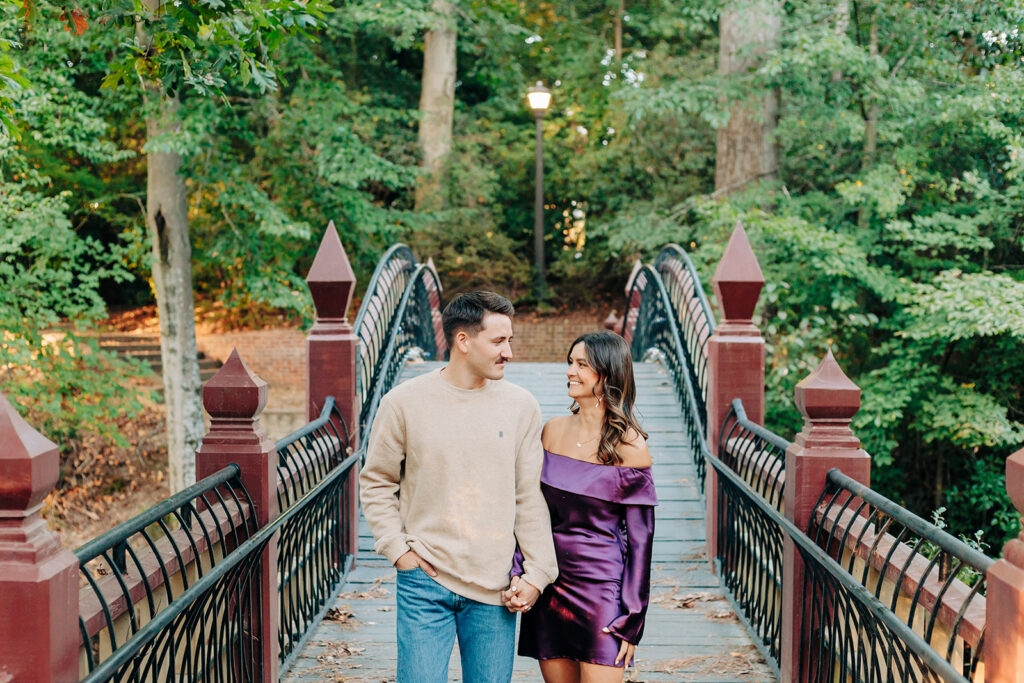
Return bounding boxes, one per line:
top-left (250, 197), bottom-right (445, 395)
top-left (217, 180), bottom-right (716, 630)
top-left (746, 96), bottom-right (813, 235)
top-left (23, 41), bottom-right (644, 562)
top-left (527, 81), bottom-right (551, 115)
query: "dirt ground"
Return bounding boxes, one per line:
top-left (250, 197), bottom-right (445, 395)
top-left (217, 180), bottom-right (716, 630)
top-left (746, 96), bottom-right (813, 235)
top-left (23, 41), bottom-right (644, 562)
top-left (42, 400), bottom-right (171, 551)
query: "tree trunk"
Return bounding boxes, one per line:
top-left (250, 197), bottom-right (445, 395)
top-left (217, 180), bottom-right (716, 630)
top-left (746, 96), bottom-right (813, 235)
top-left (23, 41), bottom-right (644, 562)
top-left (146, 95), bottom-right (205, 493)
top-left (614, 0), bottom-right (624, 61)
top-left (858, 16), bottom-right (879, 231)
top-left (714, 0), bottom-right (781, 195)
top-left (414, 0), bottom-right (457, 211)
top-left (832, 0), bottom-right (849, 82)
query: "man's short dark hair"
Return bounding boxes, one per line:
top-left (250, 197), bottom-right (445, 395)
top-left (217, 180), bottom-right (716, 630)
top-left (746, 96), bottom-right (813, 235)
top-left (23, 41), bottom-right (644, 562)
top-left (442, 291), bottom-right (515, 346)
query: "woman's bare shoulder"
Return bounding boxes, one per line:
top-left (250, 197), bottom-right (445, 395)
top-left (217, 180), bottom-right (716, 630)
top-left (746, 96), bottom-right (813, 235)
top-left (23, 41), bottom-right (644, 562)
top-left (542, 415), bottom-right (571, 445)
top-left (618, 429), bottom-right (652, 467)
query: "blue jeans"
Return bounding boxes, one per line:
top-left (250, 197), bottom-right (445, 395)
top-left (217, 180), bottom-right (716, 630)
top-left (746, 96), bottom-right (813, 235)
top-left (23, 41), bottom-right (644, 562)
top-left (396, 568), bottom-right (515, 682)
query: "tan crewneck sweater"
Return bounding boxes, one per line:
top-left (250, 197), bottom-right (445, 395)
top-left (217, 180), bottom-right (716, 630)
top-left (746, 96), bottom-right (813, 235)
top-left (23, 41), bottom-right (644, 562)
top-left (359, 367), bottom-right (557, 605)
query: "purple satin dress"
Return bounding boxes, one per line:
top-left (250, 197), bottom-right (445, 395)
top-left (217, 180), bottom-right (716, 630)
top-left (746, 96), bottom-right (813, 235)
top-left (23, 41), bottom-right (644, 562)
top-left (515, 450), bottom-right (657, 666)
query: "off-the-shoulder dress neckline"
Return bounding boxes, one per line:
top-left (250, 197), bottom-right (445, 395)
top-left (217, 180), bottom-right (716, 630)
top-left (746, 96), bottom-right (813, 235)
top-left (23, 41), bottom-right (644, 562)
top-left (543, 448), bottom-right (652, 470)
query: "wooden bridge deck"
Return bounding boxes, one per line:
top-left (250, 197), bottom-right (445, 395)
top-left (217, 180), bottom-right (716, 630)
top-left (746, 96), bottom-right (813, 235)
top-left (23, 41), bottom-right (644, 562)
top-left (283, 361), bottom-right (775, 682)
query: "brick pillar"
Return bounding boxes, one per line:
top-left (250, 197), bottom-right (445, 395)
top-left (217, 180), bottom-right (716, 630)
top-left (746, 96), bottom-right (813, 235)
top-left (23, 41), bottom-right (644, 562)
top-left (706, 221), bottom-right (765, 565)
top-left (984, 448), bottom-right (1024, 682)
top-left (779, 350), bottom-right (870, 683)
top-left (305, 221), bottom-right (359, 558)
top-left (0, 392), bottom-right (78, 682)
top-left (197, 351), bottom-right (279, 683)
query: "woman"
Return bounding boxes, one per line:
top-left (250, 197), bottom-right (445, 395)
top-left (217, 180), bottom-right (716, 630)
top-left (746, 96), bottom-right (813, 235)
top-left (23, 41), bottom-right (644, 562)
top-left (507, 330), bottom-right (657, 682)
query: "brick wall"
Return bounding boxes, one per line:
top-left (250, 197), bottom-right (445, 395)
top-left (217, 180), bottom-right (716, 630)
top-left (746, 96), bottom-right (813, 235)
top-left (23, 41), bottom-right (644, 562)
top-left (510, 311), bottom-right (611, 362)
top-left (197, 329), bottom-right (307, 391)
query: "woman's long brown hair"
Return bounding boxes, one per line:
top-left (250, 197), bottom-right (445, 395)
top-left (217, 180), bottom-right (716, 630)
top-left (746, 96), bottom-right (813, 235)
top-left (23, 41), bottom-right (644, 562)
top-left (568, 331), bottom-right (648, 466)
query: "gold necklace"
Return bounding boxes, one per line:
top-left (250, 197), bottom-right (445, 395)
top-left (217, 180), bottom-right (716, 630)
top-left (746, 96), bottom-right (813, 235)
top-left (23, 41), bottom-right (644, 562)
top-left (575, 425), bottom-right (601, 449)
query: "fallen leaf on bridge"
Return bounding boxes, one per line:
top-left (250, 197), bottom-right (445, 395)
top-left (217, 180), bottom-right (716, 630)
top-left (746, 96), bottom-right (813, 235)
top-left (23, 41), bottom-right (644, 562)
top-left (339, 575), bottom-right (391, 600)
top-left (315, 642), bottom-right (366, 663)
top-left (651, 587), bottom-right (726, 609)
top-left (651, 649), bottom-right (766, 678)
top-left (706, 609), bottom-right (739, 621)
top-left (324, 606), bottom-right (357, 629)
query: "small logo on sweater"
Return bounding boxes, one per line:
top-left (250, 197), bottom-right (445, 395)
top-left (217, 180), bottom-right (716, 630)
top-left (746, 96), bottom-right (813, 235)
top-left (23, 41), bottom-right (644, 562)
top-left (499, 431), bottom-right (503, 438)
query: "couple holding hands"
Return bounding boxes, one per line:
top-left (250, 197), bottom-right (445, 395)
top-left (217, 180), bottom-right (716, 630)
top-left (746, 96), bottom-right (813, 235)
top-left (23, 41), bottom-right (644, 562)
top-left (359, 291), bottom-right (657, 683)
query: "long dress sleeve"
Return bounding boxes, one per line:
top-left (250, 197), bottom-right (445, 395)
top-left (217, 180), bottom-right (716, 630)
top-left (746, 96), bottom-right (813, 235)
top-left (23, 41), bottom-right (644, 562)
top-left (510, 545), bottom-right (524, 577)
top-left (604, 503), bottom-right (655, 644)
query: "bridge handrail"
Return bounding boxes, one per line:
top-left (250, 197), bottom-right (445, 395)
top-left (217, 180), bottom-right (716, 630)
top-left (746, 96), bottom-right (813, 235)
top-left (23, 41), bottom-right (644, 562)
top-left (75, 464), bottom-right (256, 676)
top-left (357, 262), bottom-right (445, 448)
top-left (352, 244), bottom-right (418, 424)
top-left (623, 263), bottom-right (710, 489)
top-left (79, 448), bottom-right (361, 682)
top-left (719, 398), bottom-right (788, 510)
top-left (814, 468), bottom-right (991, 661)
top-left (705, 439), bottom-right (971, 683)
top-left (352, 246), bottom-right (445, 440)
top-left (714, 400), bottom-right (787, 669)
top-left (653, 244), bottom-right (716, 407)
top-left (628, 239), bottom-right (990, 681)
top-left (276, 396), bottom-right (350, 510)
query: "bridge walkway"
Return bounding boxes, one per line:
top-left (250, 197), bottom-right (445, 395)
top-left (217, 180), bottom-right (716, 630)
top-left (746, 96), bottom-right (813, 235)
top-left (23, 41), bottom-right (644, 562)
top-left (283, 361), bottom-right (774, 682)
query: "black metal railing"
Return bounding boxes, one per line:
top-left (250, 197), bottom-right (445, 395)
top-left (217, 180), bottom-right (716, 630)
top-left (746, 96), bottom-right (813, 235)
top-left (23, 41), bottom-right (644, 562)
top-left (715, 400), bottom-right (789, 670)
top-left (355, 259), bottom-right (446, 444)
top-left (622, 263), bottom-right (710, 490)
top-left (719, 399), bottom-right (787, 510)
top-left (352, 244), bottom-right (446, 441)
top-left (653, 245), bottom-right (716, 421)
top-left (79, 448), bottom-right (361, 682)
top-left (353, 245), bottom-right (417, 423)
top-left (809, 469), bottom-right (992, 681)
top-left (276, 397), bottom-right (349, 510)
top-left (625, 241), bottom-right (991, 681)
top-left (276, 397), bottom-right (354, 669)
top-left (706, 443), bottom-right (973, 683)
top-left (75, 465), bottom-right (257, 678)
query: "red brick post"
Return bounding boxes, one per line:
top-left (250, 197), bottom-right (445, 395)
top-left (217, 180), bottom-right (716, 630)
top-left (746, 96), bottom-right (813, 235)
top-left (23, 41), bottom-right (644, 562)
top-left (197, 351), bottom-right (279, 683)
top-left (0, 392), bottom-right (79, 682)
top-left (706, 222), bottom-right (765, 565)
top-left (305, 221), bottom-right (359, 558)
top-left (779, 351), bottom-right (870, 682)
top-left (984, 448), bottom-right (1024, 682)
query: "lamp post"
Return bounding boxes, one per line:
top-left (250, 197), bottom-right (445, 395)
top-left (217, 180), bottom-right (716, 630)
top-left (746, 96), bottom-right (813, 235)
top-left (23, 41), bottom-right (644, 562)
top-left (527, 81), bottom-right (551, 303)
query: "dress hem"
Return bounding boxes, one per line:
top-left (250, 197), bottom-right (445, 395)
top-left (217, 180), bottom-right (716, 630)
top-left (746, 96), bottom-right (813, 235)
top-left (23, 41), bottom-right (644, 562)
top-left (519, 654), bottom-right (625, 668)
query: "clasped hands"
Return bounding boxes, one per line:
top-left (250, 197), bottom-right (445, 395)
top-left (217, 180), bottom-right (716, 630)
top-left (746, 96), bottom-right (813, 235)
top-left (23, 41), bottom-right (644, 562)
top-left (500, 575), bottom-right (540, 613)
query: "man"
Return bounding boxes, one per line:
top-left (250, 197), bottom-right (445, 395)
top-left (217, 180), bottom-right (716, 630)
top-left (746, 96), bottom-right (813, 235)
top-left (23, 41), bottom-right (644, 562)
top-left (359, 291), bottom-right (557, 682)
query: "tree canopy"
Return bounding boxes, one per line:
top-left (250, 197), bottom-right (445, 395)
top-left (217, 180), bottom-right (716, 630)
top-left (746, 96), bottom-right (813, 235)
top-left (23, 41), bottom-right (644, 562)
top-left (0, 0), bottom-right (1021, 544)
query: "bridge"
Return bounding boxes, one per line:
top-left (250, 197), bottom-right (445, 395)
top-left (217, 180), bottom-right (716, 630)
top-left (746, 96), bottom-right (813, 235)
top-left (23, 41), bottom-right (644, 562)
top-left (1, 222), bottom-right (1021, 682)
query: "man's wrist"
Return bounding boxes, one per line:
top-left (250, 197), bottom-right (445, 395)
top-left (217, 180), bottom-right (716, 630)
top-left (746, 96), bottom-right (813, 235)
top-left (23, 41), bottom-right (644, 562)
top-left (381, 537), bottom-right (413, 565)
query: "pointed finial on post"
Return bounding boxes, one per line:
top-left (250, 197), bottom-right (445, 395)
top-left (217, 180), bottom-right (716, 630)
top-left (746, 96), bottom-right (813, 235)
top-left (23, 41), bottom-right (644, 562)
top-left (304, 223), bottom-right (361, 562)
top-left (202, 349), bottom-right (268, 421)
top-left (793, 349), bottom-right (862, 449)
top-left (704, 220), bottom-right (767, 568)
top-left (307, 221), bottom-right (356, 327)
top-left (781, 349), bottom-right (869, 681)
top-left (197, 349), bottom-right (279, 680)
top-left (712, 221), bottom-right (765, 330)
top-left (0, 391), bottom-right (79, 680)
top-left (0, 392), bottom-right (59, 514)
